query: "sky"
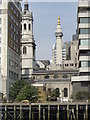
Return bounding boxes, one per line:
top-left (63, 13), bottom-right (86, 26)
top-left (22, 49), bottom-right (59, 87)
top-left (22, 2), bottom-right (78, 60)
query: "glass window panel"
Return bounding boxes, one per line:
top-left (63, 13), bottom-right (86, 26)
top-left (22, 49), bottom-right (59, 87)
top-left (81, 61), bottom-right (90, 67)
top-left (80, 39), bottom-right (90, 45)
top-left (80, 28), bottom-right (90, 34)
top-left (80, 18), bottom-right (90, 23)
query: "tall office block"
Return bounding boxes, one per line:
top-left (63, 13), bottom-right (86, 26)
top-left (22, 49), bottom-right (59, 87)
top-left (72, 0), bottom-right (90, 99)
top-left (0, 0), bottom-right (21, 98)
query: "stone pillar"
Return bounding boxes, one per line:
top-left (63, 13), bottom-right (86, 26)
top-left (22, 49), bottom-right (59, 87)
top-left (20, 105), bottom-right (22, 120)
top-left (76, 105), bottom-right (78, 120)
top-left (48, 105), bottom-right (50, 120)
top-left (57, 105), bottom-right (59, 120)
top-left (29, 105), bottom-right (31, 120)
top-left (39, 105), bottom-right (41, 120)
top-left (5, 105), bottom-right (7, 120)
top-left (14, 105), bottom-right (16, 120)
top-left (67, 105), bottom-right (69, 120)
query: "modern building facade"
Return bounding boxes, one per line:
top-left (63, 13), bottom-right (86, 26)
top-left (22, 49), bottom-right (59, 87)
top-left (0, 0), bottom-right (21, 97)
top-left (72, 0), bottom-right (90, 99)
top-left (21, 1), bottom-right (36, 81)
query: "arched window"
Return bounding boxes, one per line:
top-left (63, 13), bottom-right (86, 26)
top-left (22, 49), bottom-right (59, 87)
top-left (64, 88), bottom-right (68, 97)
top-left (29, 24), bottom-right (31, 30)
top-left (21, 24), bottom-right (22, 31)
top-left (55, 88), bottom-right (60, 97)
top-left (48, 88), bottom-right (51, 95)
top-left (23, 46), bottom-right (27, 54)
top-left (24, 23), bottom-right (26, 30)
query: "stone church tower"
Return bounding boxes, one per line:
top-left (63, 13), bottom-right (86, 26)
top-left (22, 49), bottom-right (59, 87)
top-left (21, 1), bottom-right (36, 80)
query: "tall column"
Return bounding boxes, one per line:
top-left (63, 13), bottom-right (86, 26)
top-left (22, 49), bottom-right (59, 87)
top-left (55, 16), bottom-right (63, 64)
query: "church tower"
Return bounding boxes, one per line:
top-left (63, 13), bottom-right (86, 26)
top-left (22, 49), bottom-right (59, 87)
top-left (21, 0), bottom-right (36, 80)
top-left (55, 16), bottom-right (63, 64)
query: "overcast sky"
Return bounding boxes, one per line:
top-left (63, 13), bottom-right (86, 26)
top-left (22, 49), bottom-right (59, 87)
top-left (22, 2), bottom-right (78, 60)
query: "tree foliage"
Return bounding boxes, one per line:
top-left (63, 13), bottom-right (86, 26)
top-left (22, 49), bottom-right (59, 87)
top-left (76, 91), bottom-right (90, 100)
top-left (9, 80), bottom-right (28, 101)
top-left (16, 85), bottom-right (38, 102)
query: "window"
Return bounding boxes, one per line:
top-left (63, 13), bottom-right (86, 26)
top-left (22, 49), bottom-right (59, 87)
top-left (62, 74), bottom-right (68, 78)
top-left (25, 68), bottom-right (29, 74)
top-left (44, 75), bottom-right (49, 79)
top-left (29, 24), bottom-right (30, 30)
top-left (21, 25), bottom-right (22, 30)
top-left (24, 23), bottom-right (26, 30)
top-left (80, 39), bottom-right (90, 45)
top-left (0, 47), bottom-right (1, 53)
top-left (0, 37), bottom-right (1, 43)
top-left (79, 7), bottom-right (90, 13)
top-left (53, 74), bottom-right (58, 79)
top-left (80, 61), bottom-right (90, 67)
top-left (64, 88), bottom-right (68, 97)
top-left (0, 18), bottom-right (1, 24)
top-left (23, 46), bottom-right (27, 54)
top-left (0, 28), bottom-right (1, 34)
top-left (0, 57), bottom-right (1, 64)
top-left (79, 18), bottom-right (90, 23)
top-left (79, 28), bottom-right (90, 34)
top-left (55, 88), bottom-right (60, 97)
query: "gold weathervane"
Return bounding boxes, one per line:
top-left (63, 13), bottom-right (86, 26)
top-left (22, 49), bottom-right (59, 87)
top-left (58, 16), bottom-right (60, 25)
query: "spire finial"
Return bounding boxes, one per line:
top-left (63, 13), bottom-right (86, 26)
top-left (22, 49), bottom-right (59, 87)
top-left (58, 16), bottom-right (60, 25)
top-left (24, 0), bottom-right (29, 11)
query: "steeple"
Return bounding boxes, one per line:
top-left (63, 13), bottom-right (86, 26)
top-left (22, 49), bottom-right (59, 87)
top-left (24, 0), bottom-right (29, 11)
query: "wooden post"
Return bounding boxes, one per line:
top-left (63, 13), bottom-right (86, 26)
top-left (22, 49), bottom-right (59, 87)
top-left (57, 105), bottom-right (59, 120)
top-left (67, 105), bottom-right (69, 120)
top-left (5, 105), bottom-right (7, 120)
top-left (14, 105), bottom-right (16, 120)
top-left (43, 108), bottom-right (45, 120)
top-left (86, 105), bottom-right (88, 120)
top-left (48, 105), bottom-right (50, 120)
top-left (39, 105), bottom-right (41, 120)
top-left (76, 105), bottom-right (78, 120)
top-left (29, 105), bottom-right (31, 120)
top-left (20, 105), bottom-right (22, 120)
